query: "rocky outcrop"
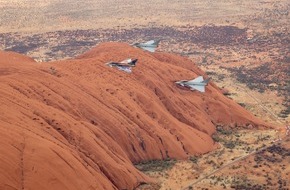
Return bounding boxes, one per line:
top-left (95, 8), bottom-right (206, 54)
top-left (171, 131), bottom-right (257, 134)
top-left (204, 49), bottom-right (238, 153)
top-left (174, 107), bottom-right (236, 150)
top-left (0, 43), bottom-right (270, 190)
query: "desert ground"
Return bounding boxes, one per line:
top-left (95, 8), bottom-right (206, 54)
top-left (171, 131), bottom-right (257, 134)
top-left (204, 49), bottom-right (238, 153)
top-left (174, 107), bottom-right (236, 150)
top-left (0, 0), bottom-right (288, 33)
top-left (0, 0), bottom-right (289, 189)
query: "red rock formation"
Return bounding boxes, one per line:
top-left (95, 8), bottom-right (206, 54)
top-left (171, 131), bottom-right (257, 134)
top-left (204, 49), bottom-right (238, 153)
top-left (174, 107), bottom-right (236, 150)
top-left (0, 43), bottom-right (270, 190)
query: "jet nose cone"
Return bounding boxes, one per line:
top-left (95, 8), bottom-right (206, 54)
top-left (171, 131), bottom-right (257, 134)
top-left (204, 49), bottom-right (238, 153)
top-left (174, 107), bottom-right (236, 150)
top-left (175, 81), bottom-right (185, 86)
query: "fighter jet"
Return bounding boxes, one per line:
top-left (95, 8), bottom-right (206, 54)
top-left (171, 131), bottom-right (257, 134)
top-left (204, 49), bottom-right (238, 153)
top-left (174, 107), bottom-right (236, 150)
top-left (106, 58), bottom-right (138, 73)
top-left (133, 39), bottom-right (161, 52)
top-left (175, 76), bottom-right (210, 93)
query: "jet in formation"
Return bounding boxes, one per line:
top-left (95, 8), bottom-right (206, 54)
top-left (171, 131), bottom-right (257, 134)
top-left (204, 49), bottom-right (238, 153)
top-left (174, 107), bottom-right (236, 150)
top-left (133, 39), bottom-right (161, 52)
top-left (106, 58), bottom-right (138, 73)
top-left (175, 76), bottom-right (210, 93)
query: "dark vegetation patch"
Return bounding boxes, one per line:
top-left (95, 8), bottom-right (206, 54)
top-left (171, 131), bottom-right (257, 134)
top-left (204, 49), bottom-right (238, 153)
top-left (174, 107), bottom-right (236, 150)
top-left (212, 126), bottom-right (249, 150)
top-left (258, 144), bottom-right (290, 159)
top-left (227, 62), bottom-right (289, 118)
top-left (135, 159), bottom-right (177, 172)
top-left (230, 175), bottom-right (263, 190)
top-left (0, 25), bottom-right (246, 60)
top-left (5, 43), bottom-right (46, 54)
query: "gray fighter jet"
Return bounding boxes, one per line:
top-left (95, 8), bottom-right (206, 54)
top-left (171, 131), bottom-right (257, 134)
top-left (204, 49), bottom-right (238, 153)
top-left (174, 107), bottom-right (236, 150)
top-left (133, 40), bottom-right (161, 52)
top-left (175, 76), bottom-right (210, 93)
top-left (106, 58), bottom-right (138, 73)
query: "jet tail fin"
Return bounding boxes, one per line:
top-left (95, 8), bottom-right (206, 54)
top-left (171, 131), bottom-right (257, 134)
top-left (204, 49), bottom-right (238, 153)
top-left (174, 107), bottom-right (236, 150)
top-left (128, 59), bottom-right (138, 66)
top-left (152, 39), bottom-right (161, 46)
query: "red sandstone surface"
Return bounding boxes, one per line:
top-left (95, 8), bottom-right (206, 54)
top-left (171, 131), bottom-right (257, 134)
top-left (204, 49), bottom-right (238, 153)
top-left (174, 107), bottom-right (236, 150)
top-left (0, 43), bottom-right (270, 190)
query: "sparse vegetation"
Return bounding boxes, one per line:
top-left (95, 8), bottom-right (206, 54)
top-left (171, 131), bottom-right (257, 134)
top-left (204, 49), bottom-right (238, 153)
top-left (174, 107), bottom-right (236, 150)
top-left (135, 159), bottom-right (177, 172)
top-left (224, 141), bottom-right (236, 149)
top-left (189, 156), bottom-right (199, 164)
top-left (238, 102), bottom-right (246, 108)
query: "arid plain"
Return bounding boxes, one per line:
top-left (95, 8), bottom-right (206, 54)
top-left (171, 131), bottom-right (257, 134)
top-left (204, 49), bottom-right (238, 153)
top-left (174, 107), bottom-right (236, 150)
top-left (0, 0), bottom-right (289, 189)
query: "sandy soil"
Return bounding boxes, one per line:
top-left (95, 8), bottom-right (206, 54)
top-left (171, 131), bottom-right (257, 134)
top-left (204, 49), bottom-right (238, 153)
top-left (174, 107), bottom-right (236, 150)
top-left (0, 0), bottom-right (289, 33)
